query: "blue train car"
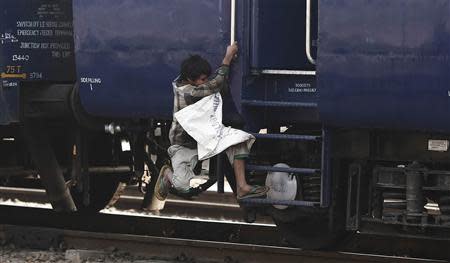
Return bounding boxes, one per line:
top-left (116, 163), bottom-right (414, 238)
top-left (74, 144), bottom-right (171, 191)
top-left (73, 0), bottom-right (230, 119)
top-left (1, 0), bottom-right (450, 251)
top-left (319, 0), bottom-right (450, 243)
top-left (73, 0), bottom-right (317, 125)
top-left (319, 0), bottom-right (450, 132)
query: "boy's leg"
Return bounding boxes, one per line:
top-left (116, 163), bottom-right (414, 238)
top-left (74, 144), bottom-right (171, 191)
top-left (225, 143), bottom-right (268, 199)
top-left (170, 145), bottom-right (198, 192)
top-left (155, 145), bottom-right (198, 200)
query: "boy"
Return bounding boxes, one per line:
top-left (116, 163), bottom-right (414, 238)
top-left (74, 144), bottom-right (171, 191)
top-left (155, 43), bottom-right (268, 201)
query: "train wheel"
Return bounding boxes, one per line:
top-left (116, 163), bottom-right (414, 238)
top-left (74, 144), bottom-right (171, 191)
top-left (70, 174), bottom-right (122, 213)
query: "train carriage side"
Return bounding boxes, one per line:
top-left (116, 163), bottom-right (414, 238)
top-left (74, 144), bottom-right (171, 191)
top-left (73, 0), bottom-right (231, 120)
top-left (319, 0), bottom-right (450, 241)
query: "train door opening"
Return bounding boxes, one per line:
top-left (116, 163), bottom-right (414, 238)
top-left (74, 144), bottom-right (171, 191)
top-left (238, 0), bottom-right (347, 249)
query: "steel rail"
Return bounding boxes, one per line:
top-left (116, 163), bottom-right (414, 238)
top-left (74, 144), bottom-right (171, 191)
top-left (0, 224), bottom-right (443, 263)
top-left (0, 203), bottom-right (449, 260)
top-left (1, 188), bottom-right (450, 259)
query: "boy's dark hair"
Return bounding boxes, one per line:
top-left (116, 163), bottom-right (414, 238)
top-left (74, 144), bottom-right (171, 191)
top-left (180, 55), bottom-right (212, 81)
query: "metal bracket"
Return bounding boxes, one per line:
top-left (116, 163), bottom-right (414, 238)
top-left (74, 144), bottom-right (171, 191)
top-left (346, 163), bottom-right (362, 231)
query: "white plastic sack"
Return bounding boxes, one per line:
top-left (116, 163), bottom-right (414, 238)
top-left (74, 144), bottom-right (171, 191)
top-left (174, 93), bottom-right (255, 160)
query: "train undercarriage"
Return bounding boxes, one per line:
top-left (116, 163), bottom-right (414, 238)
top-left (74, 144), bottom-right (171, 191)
top-left (342, 131), bottom-right (450, 240)
top-left (0, 83), bottom-right (135, 212)
top-left (2, 82), bottom-right (450, 249)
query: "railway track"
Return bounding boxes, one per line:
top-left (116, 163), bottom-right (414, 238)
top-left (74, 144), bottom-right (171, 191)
top-left (0, 204), bottom-right (281, 246)
top-left (0, 224), bottom-right (444, 263)
top-left (0, 186), bottom-right (450, 261)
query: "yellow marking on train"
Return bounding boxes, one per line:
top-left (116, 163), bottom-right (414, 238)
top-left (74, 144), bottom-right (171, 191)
top-left (1, 73), bottom-right (27, 79)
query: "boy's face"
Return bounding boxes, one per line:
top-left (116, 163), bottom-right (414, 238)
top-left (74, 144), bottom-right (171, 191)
top-left (190, 74), bottom-right (208, 86)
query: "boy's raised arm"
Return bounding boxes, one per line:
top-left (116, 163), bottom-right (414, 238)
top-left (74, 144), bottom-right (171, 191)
top-left (190, 42), bottom-right (238, 98)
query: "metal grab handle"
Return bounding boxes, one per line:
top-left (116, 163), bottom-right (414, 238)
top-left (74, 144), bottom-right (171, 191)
top-left (230, 0), bottom-right (236, 44)
top-left (306, 0), bottom-right (316, 65)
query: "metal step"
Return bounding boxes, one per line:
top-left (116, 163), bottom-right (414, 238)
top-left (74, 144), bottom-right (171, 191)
top-left (251, 133), bottom-right (321, 141)
top-left (239, 198), bottom-right (319, 207)
top-left (246, 164), bottom-right (319, 174)
top-left (241, 100), bottom-right (317, 108)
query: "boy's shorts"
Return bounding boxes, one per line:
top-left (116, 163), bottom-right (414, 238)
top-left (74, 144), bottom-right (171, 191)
top-left (168, 142), bottom-right (250, 192)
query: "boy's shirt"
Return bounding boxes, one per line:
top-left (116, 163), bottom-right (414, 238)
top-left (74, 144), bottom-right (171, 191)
top-left (169, 65), bottom-right (230, 149)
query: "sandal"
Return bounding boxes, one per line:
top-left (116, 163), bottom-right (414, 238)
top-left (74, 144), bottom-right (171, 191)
top-left (237, 185), bottom-right (269, 200)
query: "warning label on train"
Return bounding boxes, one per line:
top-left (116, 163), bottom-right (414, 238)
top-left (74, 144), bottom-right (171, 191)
top-left (0, 1), bottom-right (75, 82)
